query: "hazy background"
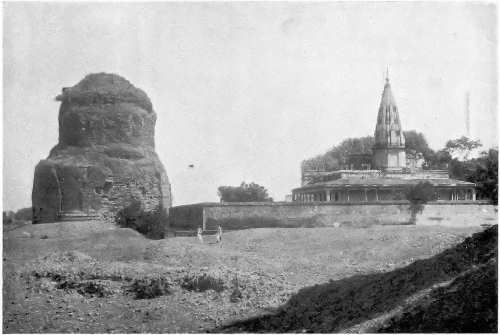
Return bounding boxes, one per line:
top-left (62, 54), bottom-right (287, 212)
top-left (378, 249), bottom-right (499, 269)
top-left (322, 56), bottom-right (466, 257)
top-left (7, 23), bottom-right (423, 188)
top-left (3, 2), bottom-right (497, 211)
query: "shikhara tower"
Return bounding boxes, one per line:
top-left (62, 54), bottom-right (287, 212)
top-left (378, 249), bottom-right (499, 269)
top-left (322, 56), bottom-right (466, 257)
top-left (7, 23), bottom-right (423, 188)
top-left (372, 73), bottom-right (406, 171)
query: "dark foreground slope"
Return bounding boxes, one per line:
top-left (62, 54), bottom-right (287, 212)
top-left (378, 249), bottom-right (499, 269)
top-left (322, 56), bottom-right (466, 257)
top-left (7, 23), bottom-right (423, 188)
top-left (219, 225), bottom-right (497, 333)
top-left (378, 258), bottom-right (496, 332)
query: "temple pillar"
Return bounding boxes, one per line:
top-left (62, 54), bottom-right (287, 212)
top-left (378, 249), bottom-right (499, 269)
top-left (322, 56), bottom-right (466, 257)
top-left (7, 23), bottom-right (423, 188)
top-left (473, 189), bottom-right (476, 201)
top-left (375, 188), bottom-right (379, 201)
top-left (346, 190), bottom-right (350, 202)
top-left (364, 188), bottom-right (368, 202)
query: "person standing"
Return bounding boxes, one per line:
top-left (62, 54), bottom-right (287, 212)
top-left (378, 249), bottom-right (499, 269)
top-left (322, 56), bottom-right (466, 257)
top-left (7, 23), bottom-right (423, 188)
top-left (216, 225), bottom-right (223, 247)
top-left (197, 227), bottom-right (203, 243)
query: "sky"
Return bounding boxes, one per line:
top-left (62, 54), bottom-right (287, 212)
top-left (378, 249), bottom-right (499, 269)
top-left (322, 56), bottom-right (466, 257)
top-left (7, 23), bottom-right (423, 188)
top-left (3, 1), bottom-right (498, 211)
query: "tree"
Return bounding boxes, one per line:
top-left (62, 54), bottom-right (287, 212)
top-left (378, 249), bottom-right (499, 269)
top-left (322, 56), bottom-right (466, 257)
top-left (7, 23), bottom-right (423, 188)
top-left (404, 130), bottom-right (434, 160)
top-left (466, 148), bottom-right (498, 204)
top-left (3, 211), bottom-right (14, 225)
top-left (439, 147), bottom-right (497, 204)
top-left (405, 182), bottom-right (435, 224)
top-left (426, 149), bottom-right (453, 169)
top-left (15, 207), bottom-right (33, 222)
top-left (445, 136), bottom-right (482, 160)
top-left (218, 182), bottom-right (273, 202)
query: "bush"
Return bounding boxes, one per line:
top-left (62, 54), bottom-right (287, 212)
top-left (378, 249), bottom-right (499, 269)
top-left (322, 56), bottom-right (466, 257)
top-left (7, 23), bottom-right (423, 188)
top-left (181, 273), bottom-right (225, 293)
top-left (116, 200), bottom-right (168, 239)
top-left (128, 278), bottom-right (171, 299)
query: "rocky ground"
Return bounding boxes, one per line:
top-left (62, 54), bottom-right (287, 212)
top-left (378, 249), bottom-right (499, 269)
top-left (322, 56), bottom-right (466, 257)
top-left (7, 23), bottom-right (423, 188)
top-left (3, 221), bottom-right (486, 333)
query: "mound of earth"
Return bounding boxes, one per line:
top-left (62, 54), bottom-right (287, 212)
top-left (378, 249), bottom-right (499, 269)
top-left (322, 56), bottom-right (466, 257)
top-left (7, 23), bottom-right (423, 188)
top-left (32, 73), bottom-right (171, 223)
top-left (219, 225), bottom-right (497, 333)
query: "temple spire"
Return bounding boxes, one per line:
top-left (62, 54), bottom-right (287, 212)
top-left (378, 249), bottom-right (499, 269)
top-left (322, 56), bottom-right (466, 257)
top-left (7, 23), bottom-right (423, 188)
top-left (373, 70), bottom-right (406, 171)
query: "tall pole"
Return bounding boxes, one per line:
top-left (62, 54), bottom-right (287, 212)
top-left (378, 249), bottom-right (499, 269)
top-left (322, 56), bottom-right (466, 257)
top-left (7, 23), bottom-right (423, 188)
top-left (465, 92), bottom-right (471, 137)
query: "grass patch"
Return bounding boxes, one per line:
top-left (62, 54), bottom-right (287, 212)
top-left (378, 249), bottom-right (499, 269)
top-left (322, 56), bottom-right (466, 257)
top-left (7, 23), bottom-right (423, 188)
top-left (181, 273), bottom-right (225, 293)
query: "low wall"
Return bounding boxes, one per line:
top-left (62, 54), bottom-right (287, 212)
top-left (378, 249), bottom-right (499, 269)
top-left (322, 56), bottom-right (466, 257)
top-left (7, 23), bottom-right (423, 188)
top-left (169, 201), bottom-right (497, 230)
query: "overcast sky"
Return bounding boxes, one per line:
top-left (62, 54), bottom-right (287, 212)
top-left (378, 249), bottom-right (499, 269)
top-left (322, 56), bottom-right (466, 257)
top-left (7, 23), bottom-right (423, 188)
top-left (3, 2), bottom-right (498, 211)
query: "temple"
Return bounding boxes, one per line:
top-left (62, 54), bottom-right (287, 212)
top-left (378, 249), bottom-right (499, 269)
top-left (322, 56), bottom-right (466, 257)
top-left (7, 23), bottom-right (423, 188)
top-left (292, 73), bottom-right (477, 203)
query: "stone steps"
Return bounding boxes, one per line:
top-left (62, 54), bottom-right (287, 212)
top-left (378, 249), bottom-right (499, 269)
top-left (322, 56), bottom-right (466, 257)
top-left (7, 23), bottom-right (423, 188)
top-left (57, 211), bottom-right (100, 222)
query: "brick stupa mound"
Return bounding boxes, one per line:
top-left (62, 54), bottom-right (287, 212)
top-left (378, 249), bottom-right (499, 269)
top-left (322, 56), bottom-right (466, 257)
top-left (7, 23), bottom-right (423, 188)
top-left (32, 73), bottom-right (171, 223)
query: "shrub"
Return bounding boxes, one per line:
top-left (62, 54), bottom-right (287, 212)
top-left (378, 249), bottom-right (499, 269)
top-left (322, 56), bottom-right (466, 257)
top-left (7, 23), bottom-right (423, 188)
top-left (230, 275), bottom-right (243, 303)
top-left (57, 280), bottom-right (113, 298)
top-left (230, 287), bottom-right (243, 302)
top-left (181, 273), bottom-right (225, 293)
top-left (115, 200), bottom-right (168, 239)
top-left (128, 278), bottom-right (171, 299)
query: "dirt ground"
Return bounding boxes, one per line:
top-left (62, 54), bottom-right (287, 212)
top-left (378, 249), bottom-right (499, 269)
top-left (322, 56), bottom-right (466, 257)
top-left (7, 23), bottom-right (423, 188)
top-left (3, 221), bottom-right (482, 333)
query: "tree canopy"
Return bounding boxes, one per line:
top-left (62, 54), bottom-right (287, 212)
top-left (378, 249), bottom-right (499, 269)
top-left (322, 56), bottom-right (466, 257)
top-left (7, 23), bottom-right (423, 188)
top-left (302, 136), bottom-right (374, 171)
top-left (218, 182), bottom-right (273, 202)
top-left (302, 131), bottom-right (434, 171)
top-left (445, 136), bottom-right (482, 160)
top-left (404, 131), bottom-right (433, 159)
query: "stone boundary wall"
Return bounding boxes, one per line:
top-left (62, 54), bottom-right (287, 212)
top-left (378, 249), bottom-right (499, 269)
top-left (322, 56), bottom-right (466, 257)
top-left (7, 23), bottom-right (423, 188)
top-left (169, 201), bottom-right (497, 230)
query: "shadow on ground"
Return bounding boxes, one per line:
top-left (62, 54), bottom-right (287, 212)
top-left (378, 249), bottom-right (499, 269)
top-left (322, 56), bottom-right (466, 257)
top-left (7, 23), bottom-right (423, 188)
top-left (216, 225), bottom-right (497, 333)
